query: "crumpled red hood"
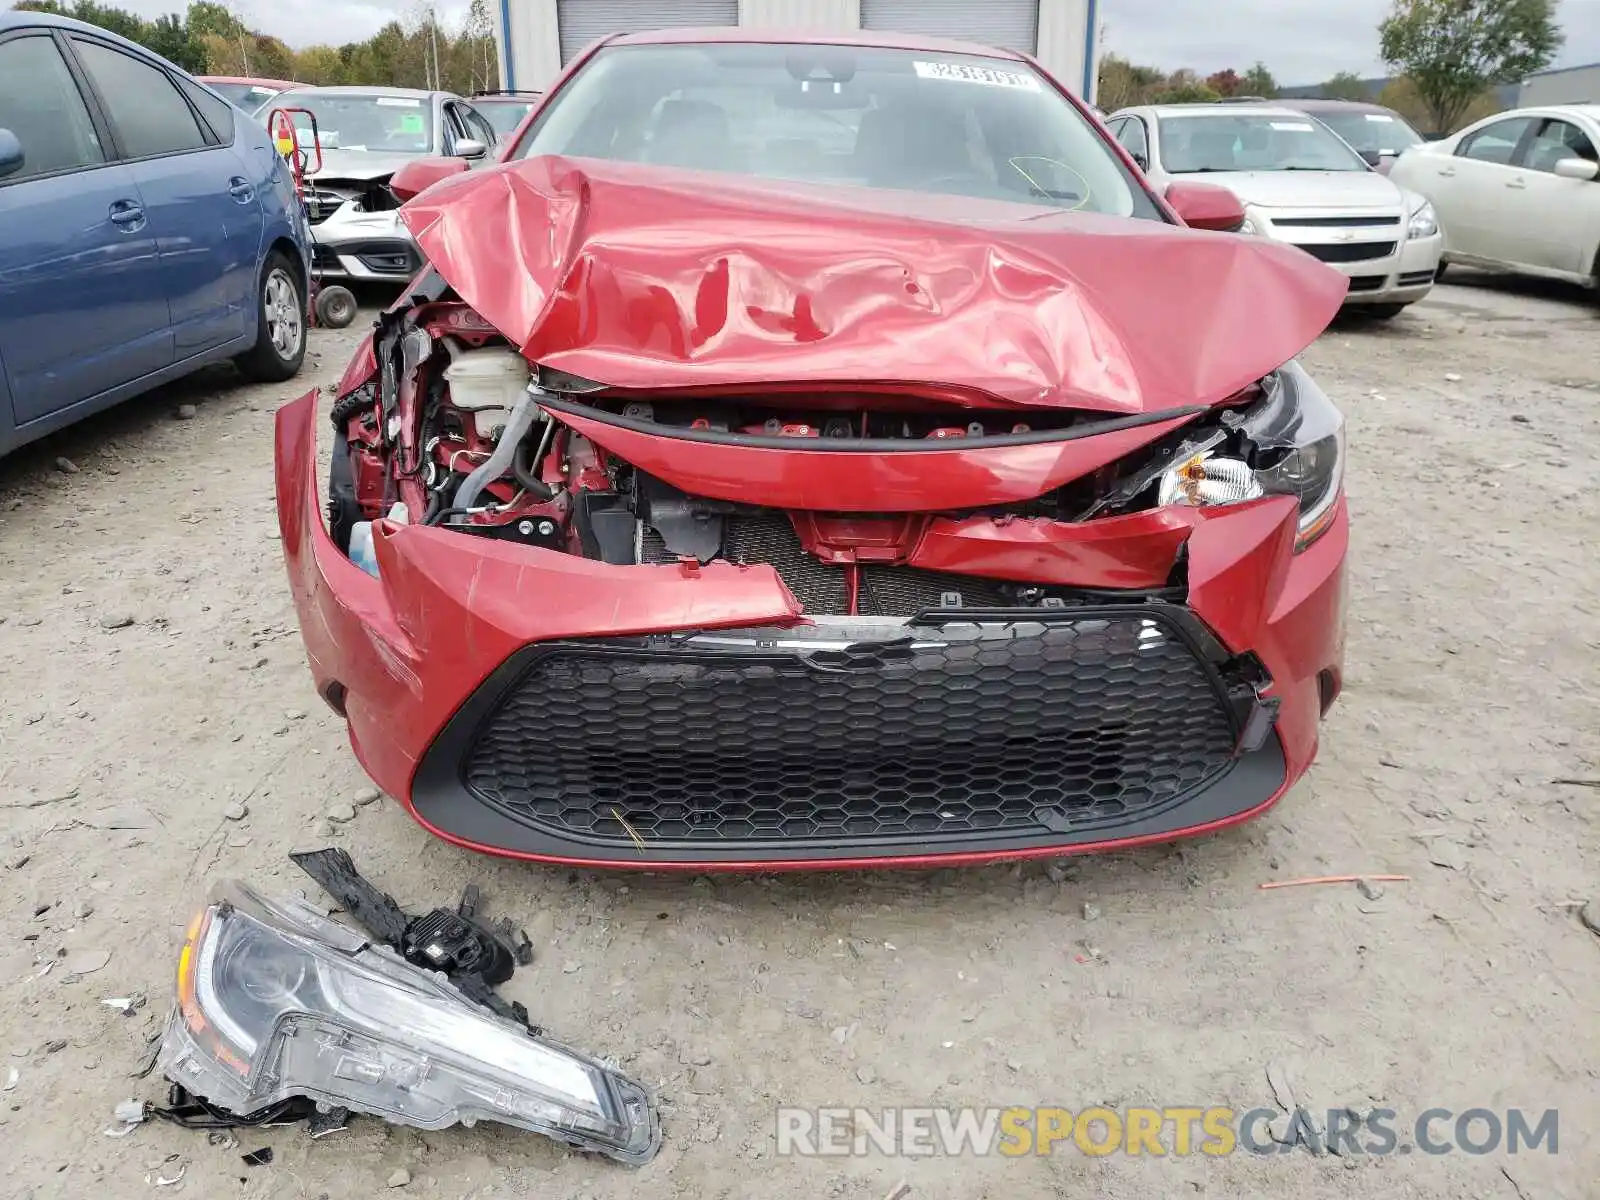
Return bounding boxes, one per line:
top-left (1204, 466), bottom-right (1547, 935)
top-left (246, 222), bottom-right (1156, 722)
top-left (400, 156), bottom-right (1347, 413)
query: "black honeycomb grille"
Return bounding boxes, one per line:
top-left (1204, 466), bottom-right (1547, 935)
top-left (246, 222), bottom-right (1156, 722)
top-left (460, 613), bottom-right (1239, 848)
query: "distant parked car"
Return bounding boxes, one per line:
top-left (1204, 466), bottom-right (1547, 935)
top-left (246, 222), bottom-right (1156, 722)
top-left (197, 75), bottom-right (302, 113)
top-left (1389, 104), bottom-right (1600, 287)
top-left (1108, 102), bottom-right (1443, 317)
top-left (0, 12), bottom-right (310, 456)
top-left (264, 85), bottom-right (498, 282)
top-left (1273, 99), bottom-right (1426, 174)
top-left (469, 89), bottom-right (542, 146)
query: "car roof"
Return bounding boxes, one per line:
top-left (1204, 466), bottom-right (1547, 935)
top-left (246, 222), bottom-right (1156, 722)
top-left (1145, 103), bottom-right (1316, 119)
top-left (198, 75), bottom-right (301, 89)
top-left (0, 9), bottom-right (170, 57)
top-left (1280, 98), bottom-right (1394, 115)
top-left (279, 85), bottom-right (441, 100)
top-left (606, 25), bottom-right (1027, 62)
top-left (1541, 103), bottom-right (1600, 120)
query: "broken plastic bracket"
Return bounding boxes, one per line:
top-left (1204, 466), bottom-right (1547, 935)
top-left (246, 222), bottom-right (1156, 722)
top-left (288, 848), bottom-right (540, 1035)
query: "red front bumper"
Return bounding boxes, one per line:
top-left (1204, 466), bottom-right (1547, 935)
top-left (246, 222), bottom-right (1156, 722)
top-left (276, 391), bottom-right (1347, 871)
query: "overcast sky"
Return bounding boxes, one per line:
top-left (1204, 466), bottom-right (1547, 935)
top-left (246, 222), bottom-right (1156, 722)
top-left (1105, 0), bottom-right (1600, 84)
top-left (23, 0), bottom-right (1600, 84)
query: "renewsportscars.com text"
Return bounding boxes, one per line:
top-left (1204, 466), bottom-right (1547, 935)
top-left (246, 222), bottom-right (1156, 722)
top-left (775, 1106), bottom-right (1559, 1158)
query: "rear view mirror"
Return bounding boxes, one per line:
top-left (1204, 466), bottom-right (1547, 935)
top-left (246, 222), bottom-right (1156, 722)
top-left (453, 138), bottom-right (487, 160)
top-left (0, 128), bottom-right (23, 179)
top-left (776, 80), bottom-right (861, 110)
top-left (389, 155), bottom-right (471, 202)
top-left (1553, 156), bottom-right (1600, 181)
top-left (1164, 180), bottom-right (1247, 232)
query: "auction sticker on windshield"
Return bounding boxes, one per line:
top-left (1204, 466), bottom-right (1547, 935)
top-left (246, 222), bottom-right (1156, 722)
top-left (1270, 121), bottom-right (1316, 132)
top-left (913, 61), bottom-right (1040, 91)
top-left (376, 97), bottom-right (422, 107)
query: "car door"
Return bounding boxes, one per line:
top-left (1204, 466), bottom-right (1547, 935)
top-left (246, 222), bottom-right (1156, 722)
top-left (441, 100), bottom-right (489, 165)
top-left (1113, 114), bottom-right (1152, 173)
top-left (1503, 117), bottom-right (1600, 275)
top-left (68, 35), bottom-right (265, 358)
top-left (0, 29), bottom-right (170, 427)
top-left (1437, 116), bottom-right (1538, 263)
top-left (457, 102), bottom-right (500, 165)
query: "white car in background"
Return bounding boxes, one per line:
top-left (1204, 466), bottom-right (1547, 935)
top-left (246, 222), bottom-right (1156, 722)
top-left (1389, 105), bottom-right (1600, 288)
top-left (266, 86), bottom-right (499, 283)
top-left (1108, 103), bottom-right (1444, 318)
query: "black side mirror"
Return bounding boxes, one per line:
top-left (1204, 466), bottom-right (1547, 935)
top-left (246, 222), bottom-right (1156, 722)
top-left (1132, 151), bottom-right (1149, 171)
top-left (0, 128), bottom-right (23, 179)
top-left (1358, 148), bottom-right (1382, 167)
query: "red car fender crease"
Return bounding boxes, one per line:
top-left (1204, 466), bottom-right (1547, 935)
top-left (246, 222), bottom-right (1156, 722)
top-left (335, 333), bottom-right (377, 397)
top-left (909, 508), bottom-right (1207, 589)
top-left (1185, 495), bottom-right (1302, 654)
top-left (398, 156), bottom-right (1348, 412)
top-left (369, 520), bottom-right (804, 650)
top-left (538, 402), bottom-right (1199, 512)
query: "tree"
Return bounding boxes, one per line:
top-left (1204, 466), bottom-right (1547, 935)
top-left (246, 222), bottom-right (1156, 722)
top-left (1241, 61), bottom-right (1279, 97)
top-left (145, 12), bottom-right (205, 71)
top-left (1096, 53), bottom-right (1167, 110)
top-left (1377, 74), bottom-right (1504, 132)
top-left (1321, 71), bottom-right (1370, 101)
top-left (1379, 0), bottom-right (1561, 134)
top-left (1206, 68), bottom-right (1243, 97)
top-left (1152, 81), bottom-right (1223, 105)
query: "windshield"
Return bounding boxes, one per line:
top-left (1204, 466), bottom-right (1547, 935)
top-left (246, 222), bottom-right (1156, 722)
top-left (280, 93), bottom-right (434, 154)
top-left (478, 99), bottom-right (536, 138)
top-left (1160, 113), bottom-right (1369, 173)
top-left (208, 81), bottom-right (280, 110)
top-left (515, 43), bottom-right (1158, 218)
top-left (1309, 109), bottom-right (1424, 155)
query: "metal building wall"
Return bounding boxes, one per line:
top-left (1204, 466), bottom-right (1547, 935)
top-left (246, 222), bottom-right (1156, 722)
top-left (1036, 0), bottom-right (1097, 99)
top-left (500, 0), bottom-right (1097, 97)
top-left (740, 0), bottom-right (859, 29)
top-left (1519, 64), bottom-right (1600, 107)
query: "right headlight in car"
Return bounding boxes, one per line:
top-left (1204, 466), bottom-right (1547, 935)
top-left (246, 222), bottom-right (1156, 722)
top-left (1157, 361), bottom-right (1345, 550)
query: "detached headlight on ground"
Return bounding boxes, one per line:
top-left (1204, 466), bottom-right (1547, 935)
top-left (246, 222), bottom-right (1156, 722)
top-left (157, 882), bottom-right (660, 1164)
top-left (1407, 199), bottom-right (1438, 239)
top-left (1157, 361), bottom-right (1345, 550)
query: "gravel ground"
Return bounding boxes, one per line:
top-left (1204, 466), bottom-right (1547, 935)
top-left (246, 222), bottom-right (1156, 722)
top-left (1, 272), bottom-right (1597, 1199)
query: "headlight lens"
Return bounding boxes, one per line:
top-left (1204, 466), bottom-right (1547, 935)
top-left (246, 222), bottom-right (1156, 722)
top-left (1407, 199), bottom-right (1438, 238)
top-left (160, 882), bottom-right (660, 1164)
top-left (1237, 213), bottom-right (1260, 236)
top-left (1157, 361), bottom-right (1345, 550)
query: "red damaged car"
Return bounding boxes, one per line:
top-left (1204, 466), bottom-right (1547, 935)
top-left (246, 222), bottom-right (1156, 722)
top-left (275, 30), bottom-right (1350, 870)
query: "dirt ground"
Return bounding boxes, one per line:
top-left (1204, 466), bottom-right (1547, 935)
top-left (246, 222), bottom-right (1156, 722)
top-left (1, 271), bottom-right (1597, 1200)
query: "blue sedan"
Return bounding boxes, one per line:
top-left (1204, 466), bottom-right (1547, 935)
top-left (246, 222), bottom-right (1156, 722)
top-left (0, 11), bottom-right (311, 455)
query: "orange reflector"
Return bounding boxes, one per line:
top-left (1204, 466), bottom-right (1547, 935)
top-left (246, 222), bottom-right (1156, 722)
top-left (176, 908), bottom-right (210, 1034)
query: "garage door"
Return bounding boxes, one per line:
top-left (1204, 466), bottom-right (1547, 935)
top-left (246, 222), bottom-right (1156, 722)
top-left (859, 0), bottom-right (1038, 55)
top-left (558, 0), bottom-right (739, 65)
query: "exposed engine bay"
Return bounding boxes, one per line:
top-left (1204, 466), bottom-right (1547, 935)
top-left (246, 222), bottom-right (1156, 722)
top-left (326, 271), bottom-right (1342, 616)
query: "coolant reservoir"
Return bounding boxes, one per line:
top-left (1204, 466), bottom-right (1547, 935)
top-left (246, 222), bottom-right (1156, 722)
top-left (443, 345), bottom-right (532, 437)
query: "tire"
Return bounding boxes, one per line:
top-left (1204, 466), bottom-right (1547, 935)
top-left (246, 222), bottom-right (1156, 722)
top-left (1362, 303), bottom-right (1409, 320)
top-left (234, 251), bottom-right (307, 382)
top-left (315, 285), bottom-right (358, 329)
